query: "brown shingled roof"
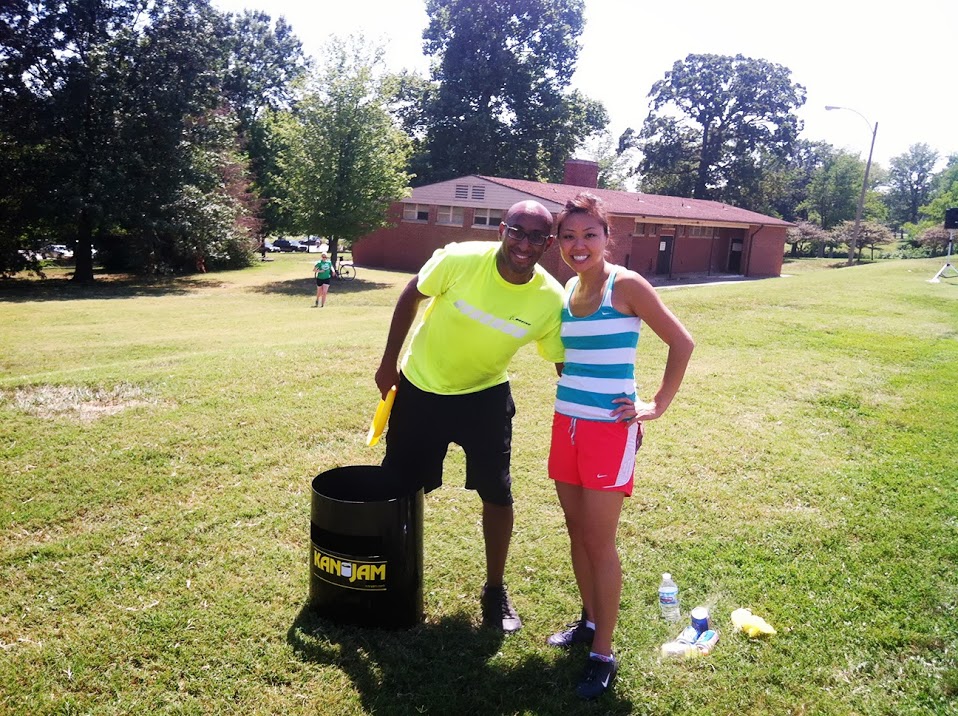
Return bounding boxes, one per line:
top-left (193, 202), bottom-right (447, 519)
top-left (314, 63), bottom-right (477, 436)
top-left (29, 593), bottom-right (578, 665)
top-left (477, 175), bottom-right (793, 227)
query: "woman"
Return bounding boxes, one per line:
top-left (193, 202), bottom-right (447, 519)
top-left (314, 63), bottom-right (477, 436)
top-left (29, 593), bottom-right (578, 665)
top-left (313, 252), bottom-right (333, 307)
top-left (546, 192), bottom-right (694, 700)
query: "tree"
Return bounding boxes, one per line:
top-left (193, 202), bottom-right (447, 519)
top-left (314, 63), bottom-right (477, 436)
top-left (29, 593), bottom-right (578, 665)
top-left (901, 154), bottom-right (958, 248)
top-left (218, 10), bottom-right (308, 236)
top-left (218, 10), bottom-right (307, 129)
top-left (2, 0), bottom-right (141, 280)
top-left (915, 226), bottom-right (950, 256)
top-left (385, 69), bottom-right (437, 186)
top-left (735, 139), bottom-right (835, 223)
top-left (799, 149), bottom-right (866, 232)
top-left (920, 154), bottom-right (958, 225)
top-left (638, 53), bottom-right (806, 205)
top-left (635, 116), bottom-right (699, 197)
top-left (786, 221), bottom-right (828, 257)
top-left (127, 109), bottom-right (258, 274)
top-left (420, 0), bottom-right (607, 184)
top-left (830, 220), bottom-right (894, 261)
top-left (574, 129), bottom-right (641, 191)
top-left (116, 4), bottom-right (256, 275)
top-left (0, 0), bottom-right (237, 281)
top-left (272, 37), bottom-right (412, 260)
top-left (782, 141), bottom-right (835, 223)
top-left (885, 143), bottom-right (940, 227)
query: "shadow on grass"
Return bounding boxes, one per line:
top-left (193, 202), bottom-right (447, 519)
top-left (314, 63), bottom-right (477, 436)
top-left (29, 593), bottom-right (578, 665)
top-left (288, 606), bottom-right (634, 715)
top-left (249, 276), bottom-right (393, 297)
top-left (646, 271), bottom-right (769, 288)
top-left (0, 273), bottom-right (221, 302)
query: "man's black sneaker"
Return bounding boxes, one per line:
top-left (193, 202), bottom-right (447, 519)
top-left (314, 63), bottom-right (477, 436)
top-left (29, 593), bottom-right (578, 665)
top-left (546, 617), bottom-right (595, 648)
top-left (480, 584), bottom-right (522, 633)
top-left (575, 655), bottom-right (618, 700)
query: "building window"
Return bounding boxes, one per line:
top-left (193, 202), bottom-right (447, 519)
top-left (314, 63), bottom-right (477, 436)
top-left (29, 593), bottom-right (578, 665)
top-left (688, 225), bottom-right (715, 238)
top-left (437, 205), bottom-right (464, 226)
top-left (403, 203), bottom-right (429, 222)
top-left (635, 221), bottom-right (658, 236)
top-left (472, 207), bottom-right (502, 227)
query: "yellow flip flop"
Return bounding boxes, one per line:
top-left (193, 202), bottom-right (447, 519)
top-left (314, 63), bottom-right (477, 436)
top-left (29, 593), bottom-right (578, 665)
top-left (366, 385), bottom-right (397, 447)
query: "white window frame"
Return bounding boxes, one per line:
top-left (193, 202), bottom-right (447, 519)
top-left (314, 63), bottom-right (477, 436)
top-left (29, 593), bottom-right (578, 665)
top-left (472, 207), bottom-right (503, 228)
top-left (403, 203), bottom-right (430, 222)
top-left (634, 221), bottom-right (658, 236)
top-left (437, 205), bottom-right (464, 226)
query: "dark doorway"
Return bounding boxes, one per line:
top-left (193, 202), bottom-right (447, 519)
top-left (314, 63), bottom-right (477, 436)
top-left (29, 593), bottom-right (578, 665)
top-left (728, 239), bottom-right (743, 273)
top-left (656, 235), bottom-right (674, 275)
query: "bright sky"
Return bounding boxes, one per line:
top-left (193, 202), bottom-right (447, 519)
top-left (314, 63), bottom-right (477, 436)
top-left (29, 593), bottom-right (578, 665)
top-left (213, 0), bottom-right (957, 172)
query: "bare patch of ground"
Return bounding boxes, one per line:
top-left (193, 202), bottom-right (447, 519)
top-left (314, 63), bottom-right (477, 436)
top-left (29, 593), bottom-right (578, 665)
top-left (7, 383), bottom-right (162, 421)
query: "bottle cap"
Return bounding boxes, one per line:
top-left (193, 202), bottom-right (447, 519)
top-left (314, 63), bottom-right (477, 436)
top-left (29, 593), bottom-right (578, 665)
top-left (663, 573), bottom-right (671, 579)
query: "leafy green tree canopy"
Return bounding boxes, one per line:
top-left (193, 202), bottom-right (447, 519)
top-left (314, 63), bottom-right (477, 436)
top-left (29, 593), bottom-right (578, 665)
top-left (831, 219), bottom-right (894, 260)
top-left (419, 0), bottom-right (607, 184)
top-left (272, 37), bottom-right (412, 257)
top-left (885, 143), bottom-right (940, 227)
top-left (907, 154), bottom-right (958, 243)
top-left (798, 148), bottom-right (866, 231)
top-left (217, 9), bottom-right (309, 237)
top-left (0, 0), bottom-right (239, 280)
top-left (219, 9), bottom-right (308, 129)
top-left (786, 220), bottom-right (829, 257)
top-left (571, 129), bottom-right (641, 191)
top-left (921, 155), bottom-right (958, 221)
top-left (638, 53), bottom-right (806, 204)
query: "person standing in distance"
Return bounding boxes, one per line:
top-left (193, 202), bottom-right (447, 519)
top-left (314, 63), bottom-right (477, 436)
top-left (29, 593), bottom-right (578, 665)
top-left (313, 252), bottom-right (333, 307)
top-left (374, 200), bottom-right (565, 633)
top-left (545, 193), bottom-right (694, 699)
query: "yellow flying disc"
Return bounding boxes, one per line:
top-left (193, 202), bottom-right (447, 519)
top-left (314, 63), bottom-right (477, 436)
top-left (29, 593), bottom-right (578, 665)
top-left (365, 385), bottom-right (397, 447)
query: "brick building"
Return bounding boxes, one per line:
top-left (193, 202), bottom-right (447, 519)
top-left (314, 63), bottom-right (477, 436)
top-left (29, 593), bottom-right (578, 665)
top-left (352, 160), bottom-right (791, 283)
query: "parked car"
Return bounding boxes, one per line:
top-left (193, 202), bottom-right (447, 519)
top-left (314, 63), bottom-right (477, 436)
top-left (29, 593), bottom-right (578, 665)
top-left (40, 244), bottom-right (73, 259)
top-left (262, 241), bottom-right (281, 253)
top-left (302, 236), bottom-right (329, 252)
top-left (272, 238), bottom-right (307, 253)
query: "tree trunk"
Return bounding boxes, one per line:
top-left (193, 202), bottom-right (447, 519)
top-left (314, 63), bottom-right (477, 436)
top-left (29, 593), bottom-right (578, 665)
top-left (694, 130), bottom-right (710, 200)
top-left (71, 208), bottom-right (96, 284)
top-left (329, 236), bottom-right (339, 266)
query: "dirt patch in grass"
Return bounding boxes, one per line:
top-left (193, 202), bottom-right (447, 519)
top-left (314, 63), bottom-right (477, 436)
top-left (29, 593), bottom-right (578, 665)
top-left (8, 383), bottom-right (163, 421)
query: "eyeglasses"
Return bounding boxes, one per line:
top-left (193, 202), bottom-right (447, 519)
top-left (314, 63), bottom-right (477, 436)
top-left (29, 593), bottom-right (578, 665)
top-left (504, 224), bottom-right (552, 246)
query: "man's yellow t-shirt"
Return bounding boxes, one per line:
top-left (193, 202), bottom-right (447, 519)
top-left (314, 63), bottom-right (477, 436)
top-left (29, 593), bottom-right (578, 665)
top-left (401, 242), bottom-right (564, 395)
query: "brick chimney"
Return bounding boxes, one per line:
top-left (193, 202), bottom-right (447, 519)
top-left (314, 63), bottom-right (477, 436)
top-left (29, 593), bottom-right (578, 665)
top-left (563, 159), bottom-right (599, 189)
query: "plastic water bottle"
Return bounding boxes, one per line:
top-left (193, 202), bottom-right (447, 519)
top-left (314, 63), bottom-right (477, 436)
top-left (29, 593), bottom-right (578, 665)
top-left (658, 573), bottom-right (680, 621)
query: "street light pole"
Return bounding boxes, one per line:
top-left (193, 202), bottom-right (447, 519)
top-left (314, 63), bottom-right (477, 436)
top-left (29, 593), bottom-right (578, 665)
top-left (825, 105), bottom-right (878, 266)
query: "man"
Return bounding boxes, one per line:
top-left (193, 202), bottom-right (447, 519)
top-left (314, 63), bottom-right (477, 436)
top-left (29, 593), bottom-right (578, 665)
top-left (374, 200), bottom-right (564, 632)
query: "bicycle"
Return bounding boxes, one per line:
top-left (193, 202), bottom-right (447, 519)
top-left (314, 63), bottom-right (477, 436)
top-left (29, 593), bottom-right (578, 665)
top-left (335, 255), bottom-right (356, 281)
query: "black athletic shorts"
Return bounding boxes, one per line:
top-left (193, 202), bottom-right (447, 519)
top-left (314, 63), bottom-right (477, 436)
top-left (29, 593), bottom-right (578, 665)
top-left (316, 277), bottom-right (331, 286)
top-left (382, 373), bottom-right (515, 505)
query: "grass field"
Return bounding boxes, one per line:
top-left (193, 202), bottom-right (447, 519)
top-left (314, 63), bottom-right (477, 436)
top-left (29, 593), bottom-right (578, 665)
top-left (2, 254), bottom-right (957, 715)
